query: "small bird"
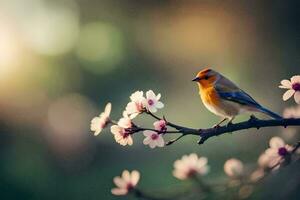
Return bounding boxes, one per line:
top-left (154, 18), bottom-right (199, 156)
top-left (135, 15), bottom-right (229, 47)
top-left (192, 68), bottom-right (282, 127)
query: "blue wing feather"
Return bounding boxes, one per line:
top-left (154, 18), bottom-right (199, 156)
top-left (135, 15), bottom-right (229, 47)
top-left (214, 76), bottom-right (282, 119)
top-left (217, 90), bottom-right (261, 107)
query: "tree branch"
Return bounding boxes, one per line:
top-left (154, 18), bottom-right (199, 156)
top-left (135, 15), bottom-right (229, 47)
top-left (197, 117), bottom-right (300, 144)
top-left (145, 112), bottom-right (300, 145)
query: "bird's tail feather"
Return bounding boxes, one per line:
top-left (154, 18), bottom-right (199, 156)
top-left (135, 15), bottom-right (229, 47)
top-left (258, 107), bottom-right (282, 119)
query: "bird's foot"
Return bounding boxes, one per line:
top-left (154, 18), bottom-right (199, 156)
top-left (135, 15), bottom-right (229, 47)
top-left (226, 121), bottom-right (233, 128)
top-left (212, 124), bottom-right (221, 129)
top-left (249, 115), bottom-right (258, 122)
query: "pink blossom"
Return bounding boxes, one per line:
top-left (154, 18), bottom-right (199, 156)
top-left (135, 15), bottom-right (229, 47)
top-left (153, 120), bottom-right (167, 132)
top-left (173, 154), bottom-right (209, 180)
top-left (111, 125), bottom-right (133, 146)
top-left (90, 102), bottom-right (111, 136)
top-left (279, 75), bottom-right (300, 104)
top-left (143, 130), bottom-right (165, 148)
top-left (118, 111), bottom-right (133, 129)
top-left (142, 90), bottom-right (164, 113)
top-left (257, 153), bottom-right (272, 169)
top-left (250, 169), bottom-right (265, 182)
top-left (125, 91), bottom-right (145, 119)
top-left (111, 170), bottom-right (140, 196)
top-left (265, 137), bottom-right (293, 168)
top-left (224, 158), bottom-right (244, 178)
top-left (283, 105), bottom-right (300, 118)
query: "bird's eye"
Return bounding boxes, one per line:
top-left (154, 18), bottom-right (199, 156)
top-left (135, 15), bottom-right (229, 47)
top-left (204, 75), bottom-right (209, 80)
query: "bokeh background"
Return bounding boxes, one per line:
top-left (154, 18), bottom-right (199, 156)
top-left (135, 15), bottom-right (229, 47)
top-left (0, 0), bottom-right (299, 199)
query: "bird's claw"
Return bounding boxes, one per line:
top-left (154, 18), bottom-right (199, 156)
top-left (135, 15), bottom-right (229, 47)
top-left (226, 122), bottom-right (233, 127)
top-left (249, 115), bottom-right (259, 124)
top-left (212, 124), bottom-right (221, 129)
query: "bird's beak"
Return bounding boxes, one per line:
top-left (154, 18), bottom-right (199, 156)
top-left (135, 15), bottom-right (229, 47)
top-left (192, 77), bottom-right (200, 82)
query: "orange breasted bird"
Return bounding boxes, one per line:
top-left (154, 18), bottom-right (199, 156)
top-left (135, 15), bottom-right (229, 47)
top-left (192, 68), bottom-right (282, 127)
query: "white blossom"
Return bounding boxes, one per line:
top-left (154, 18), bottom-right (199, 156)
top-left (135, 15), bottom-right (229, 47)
top-left (90, 102), bottom-right (111, 136)
top-left (143, 130), bottom-right (165, 148)
top-left (111, 125), bottom-right (133, 146)
top-left (142, 90), bottom-right (164, 113)
top-left (224, 158), bottom-right (244, 178)
top-left (125, 91), bottom-right (145, 119)
top-left (279, 75), bottom-right (300, 104)
top-left (111, 170), bottom-right (140, 196)
top-left (173, 154), bottom-right (209, 180)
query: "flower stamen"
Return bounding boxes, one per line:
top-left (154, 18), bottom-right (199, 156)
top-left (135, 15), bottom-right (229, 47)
top-left (278, 147), bottom-right (288, 156)
top-left (292, 83), bottom-right (300, 91)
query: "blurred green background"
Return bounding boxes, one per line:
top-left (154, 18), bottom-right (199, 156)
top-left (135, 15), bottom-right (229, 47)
top-left (0, 0), bottom-right (299, 199)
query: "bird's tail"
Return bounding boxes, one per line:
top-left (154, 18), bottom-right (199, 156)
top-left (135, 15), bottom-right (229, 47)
top-left (258, 106), bottom-right (282, 119)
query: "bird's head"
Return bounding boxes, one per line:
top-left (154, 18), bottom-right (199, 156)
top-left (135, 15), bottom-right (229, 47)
top-left (192, 68), bottom-right (220, 87)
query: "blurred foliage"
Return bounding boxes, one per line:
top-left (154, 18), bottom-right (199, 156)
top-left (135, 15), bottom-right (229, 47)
top-left (0, 0), bottom-right (299, 199)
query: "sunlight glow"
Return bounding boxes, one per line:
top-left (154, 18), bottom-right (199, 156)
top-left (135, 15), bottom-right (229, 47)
top-left (0, 22), bottom-right (21, 77)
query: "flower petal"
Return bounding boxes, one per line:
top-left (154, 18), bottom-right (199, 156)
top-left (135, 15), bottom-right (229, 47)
top-left (197, 157), bottom-right (208, 167)
top-left (118, 116), bottom-right (132, 129)
top-left (146, 90), bottom-right (156, 99)
top-left (143, 130), bottom-right (155, 137)
top-left (173, 170), bottom-right (187, 180)
top-left (269, 137), bottom-right (285, 148)
top-left (111, 188), bottom-right (128, 196)
top-left (143, 137), bottom-right (151, 145)
top-left (294, 91), bottom-right (300, 104)
top-left (93, 128), bottom-right (102, 136)
top-left (113, 177), bottom-right (126, 188)
top-left (198, 165), bottom-right (210, 175)
top-left (130, 170), bottom-right (140, 186)
top-left (155, 101), bottom-right (164, 109)
top-left (258, 153), bottom-right (271, 168)
top-left (265, 148), bottom-right (278, 157)
top-left (130, 91), bottom-right (144, 102)
top-left (156, 93), bottom-right (161, 100)
top-left (111, 125), bottom-right (123, 136)
top-left (149, 141), bottom-right (156, 148)
top-left (279, 80), bottom-right (291, 89)
top-left (122, 170), bottom-right (131, 182)
top-left (104, 102), bottom-right (112, 117)
top-left (149, 106), bottom-right (157, 113)
top-left (283, 89), bottom-right (295, 101)
top-left (127, 136), bottom-right (133, 146)
top-left (291, 75), bottom-right (300, 83)
top-left (156, 136), bottom-right (165, 147)
top-left (224, 158), bottom-right (244, 177)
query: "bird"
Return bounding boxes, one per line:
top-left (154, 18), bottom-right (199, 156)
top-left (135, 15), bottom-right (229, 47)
top-left (192, 68), bottom-right (282, 127)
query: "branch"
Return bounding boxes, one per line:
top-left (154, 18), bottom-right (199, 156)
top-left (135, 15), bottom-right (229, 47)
top-left (145, 113), bottom-right (300, 145)
top-left (197, 117), bottom-right (300, 144)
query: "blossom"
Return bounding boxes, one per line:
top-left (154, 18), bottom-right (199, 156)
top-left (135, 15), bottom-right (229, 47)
top-left (250, 169), bottom-right (265, 182)
top-left (142, 90), bottom-right (164, 113)
top-left (111, 170), bottom-right (140, 196)
top-left (173, 153), bottom-right (209, 180)
top-left (283, 105), bottom-right (300, 118)
top-left (125, 91), bottom-right (146, 119)
top-left (111, 125), bottom-right (133, 146)
top-left (118, 111), bottom-right (133, 129)
top-left (250, 153), bottom-right (271, 182)
top-left (224, 158), bottom-right (244, 178)
top-left (265, 137), bottom-right (293, 168)
top-left (257, 153), bottom-right (271, 169)
top-left (281, 105), bottom-right (300, 139)
top-left (153, 120), bottom-right (167, 132)
top-left (90, 102), bottom-right (111, 136)
top-left (279, 75), bottom-right (300, 104)
top-left (143, 130), bottom-right (165, 148)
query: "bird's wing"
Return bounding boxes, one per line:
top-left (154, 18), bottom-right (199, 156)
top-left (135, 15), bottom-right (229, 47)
top-left (215, 76), bottom-right (261, 107)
